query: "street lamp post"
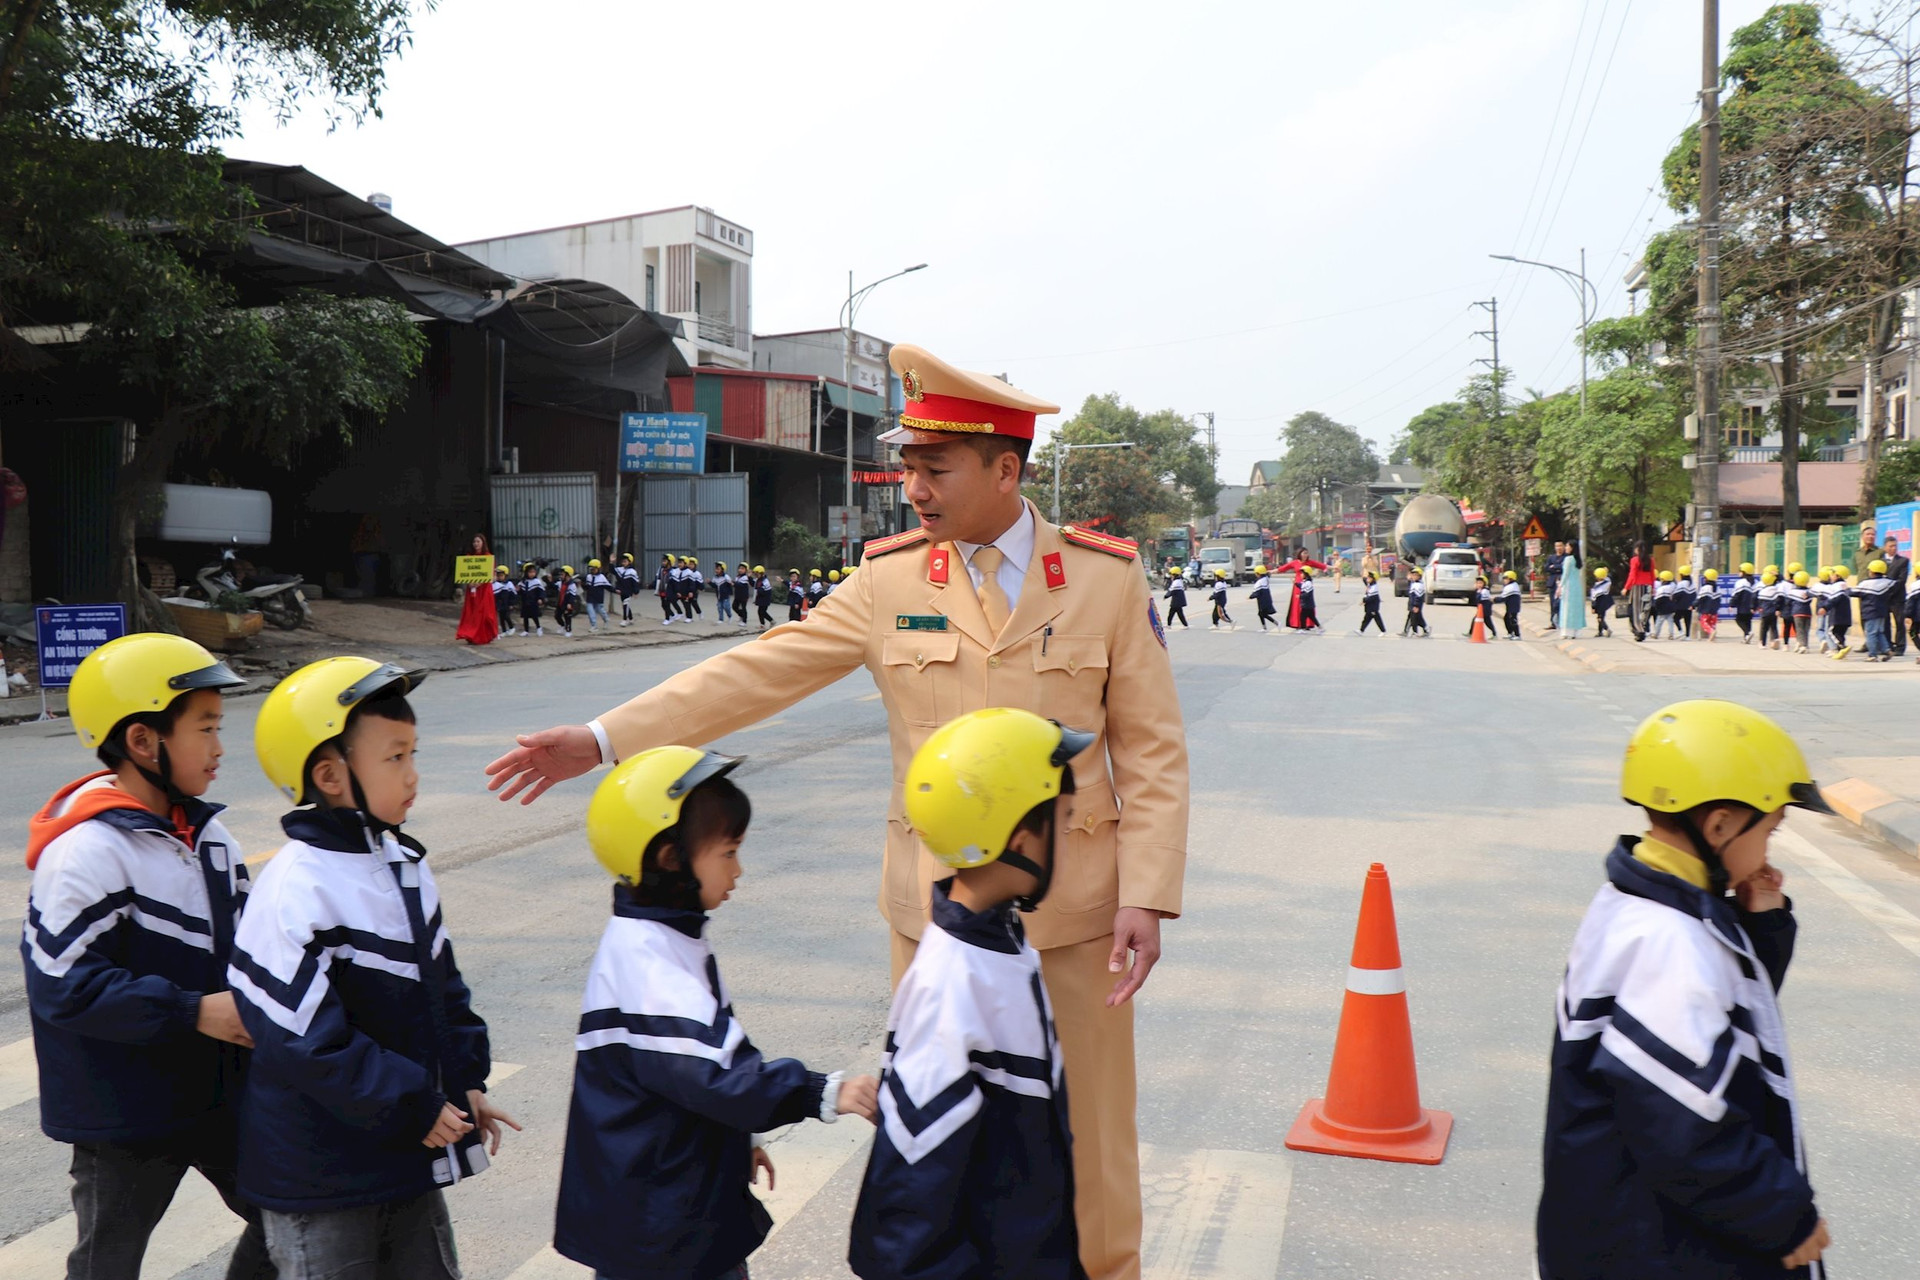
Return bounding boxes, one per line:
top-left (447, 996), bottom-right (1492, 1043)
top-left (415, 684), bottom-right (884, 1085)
top-left (1051, 440), bottom-right (1136, 525)
top-left (1490, 250), bottom-right (1597, 567)
top-left (839, 263), bottom-right (927, 562)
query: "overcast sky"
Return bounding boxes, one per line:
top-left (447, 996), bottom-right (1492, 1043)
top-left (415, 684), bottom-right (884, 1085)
top-left (233, 0), bottom-right (1789, 488)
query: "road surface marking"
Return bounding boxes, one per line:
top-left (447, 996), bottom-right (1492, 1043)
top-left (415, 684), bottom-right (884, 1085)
top-left (1774, 827), bottom-right (1920, 961)
top-left (727, 718), bottom-right (787, 734)
top-left (857, 692), bottom-right (885, 702)
top-left (1140, 1144), bottom-right (1292, 1279)
top-left (0, 1034), bottom-right (38, 1113)
top-left (757, 1118), bottom-right (873, 1238)
top-left (504, 1247), bottom-right (587, 1279)
top-left (0, 1167), bottom-right (241, 1278)
top-left (486, 1062), bottom-right (525, 1089)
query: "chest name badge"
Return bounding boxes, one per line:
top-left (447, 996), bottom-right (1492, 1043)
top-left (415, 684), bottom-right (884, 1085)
top-left (896, 614), bottom-right (949, 631)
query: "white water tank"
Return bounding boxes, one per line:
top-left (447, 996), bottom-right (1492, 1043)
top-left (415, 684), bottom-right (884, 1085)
top-left (367, 192), bottom-right (393, 212)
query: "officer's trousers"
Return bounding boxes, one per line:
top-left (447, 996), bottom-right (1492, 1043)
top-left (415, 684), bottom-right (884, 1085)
top-left (893, 929), bottom-right (1141, 1280)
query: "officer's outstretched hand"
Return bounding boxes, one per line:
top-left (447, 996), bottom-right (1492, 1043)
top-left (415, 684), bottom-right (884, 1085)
top-left (1108, 907), bottom-right (1166, 1007)
top-left (486, 725), bottom-right (601, 804)
top-left (837, 1075), bottom-right (880, 1123)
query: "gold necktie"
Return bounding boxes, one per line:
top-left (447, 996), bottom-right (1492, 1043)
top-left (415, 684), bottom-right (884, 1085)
top-left (971, 546), bottom-right (1012, 634)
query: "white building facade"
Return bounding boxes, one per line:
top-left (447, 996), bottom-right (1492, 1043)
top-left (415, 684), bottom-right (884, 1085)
top-left (456, 206), bottom-right (753, 369)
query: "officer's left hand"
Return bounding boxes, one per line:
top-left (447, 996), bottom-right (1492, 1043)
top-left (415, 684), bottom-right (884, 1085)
top-left (750, 1146), bottom-right (776, 1192)
top-left (1107, 908), bottom-right (1167, 1007)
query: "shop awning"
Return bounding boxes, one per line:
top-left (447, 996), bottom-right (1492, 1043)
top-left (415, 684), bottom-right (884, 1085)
top-left (822, 380), bottom-right (890, 419)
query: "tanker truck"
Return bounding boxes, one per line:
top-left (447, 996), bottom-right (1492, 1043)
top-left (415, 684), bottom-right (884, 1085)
top-left (1390, 494), bottom-right (1468, 596)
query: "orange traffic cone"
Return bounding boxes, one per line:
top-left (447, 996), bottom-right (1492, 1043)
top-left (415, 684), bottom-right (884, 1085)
top-left (1285, 862), bottom-right (1453, 1165)
top-left (1469, 612), bottom-right (1488, 643)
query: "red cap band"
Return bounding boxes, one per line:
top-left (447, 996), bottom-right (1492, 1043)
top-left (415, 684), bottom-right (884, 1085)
top-left (898, 391), bottom-right (1037, 442)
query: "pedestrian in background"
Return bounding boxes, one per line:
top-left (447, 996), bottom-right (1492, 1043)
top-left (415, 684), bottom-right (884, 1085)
top-left (1756, 569), bottom-right (1781, 649)
top-left (654, 555), bottom-right (677, 625)
top-left (614, 553), bottom-right (642, 627)
top-left (1853, 559), bottom-right (1897, 662)
top-left (1358, 571), bottom-right (1385, 634)
top-left (1468, 575), bottom-right (1494, 637)
top-left (1588, 566), bottom-right (1614, 638)
top-left (1784, 571), bottom-right (1814, 655)
top-left (1905, 568), bottom-right (1920, 664)
top-left (1829, 570), bottom-right (1855, 658)
top-left (732, 562), bottom-right (753, 628)
top-left (519, 562), bottom-right (547, 636)
top-left (752, 566), bottom-right (774, 629)
top-left (1696, 568), bottom-right (1720, 641)
top-left (1625, 543), bottom-right (1657, 641)
top-left (1546, 541), bottom-right (1566, 630)
top-left (1208, 570), bottom-right (1234, 629)
top-left (1498, 570), bottom-right (1523, 639)
top-left (1731, 562), bottom-right (1756, 643)
top-left (1649, 571), bottom-right (1676, 641)
top-left (1162, 572), bottom-right (1189, 629)
top-left (1672, 566), bottom-right (1695, 641)
top-left (712, 561), bottom-right (735, 626)
top-left (1403, 570), bottom-right (1430, 637)
top-left (786, 570), bottom-right (805, 622)
top-left (1885, 540), bottom-right (1911, 657)
top-left (492, 565), bottom-right (517, 635)
top-left (1250, 567), bottom-right (1277, 631)
top-left (456, 534), bottom-right (502, 646)
top-left (583, 560), bottom-right (613, 633)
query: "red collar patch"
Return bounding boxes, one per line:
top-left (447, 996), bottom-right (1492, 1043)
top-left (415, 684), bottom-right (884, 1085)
top-left (928, 547), bottom-right (951, 586)
top-left (1043, 552), bottom-right (1067, 589)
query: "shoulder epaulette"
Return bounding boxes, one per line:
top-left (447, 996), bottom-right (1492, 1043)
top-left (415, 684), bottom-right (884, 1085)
top-left (862, 526), bottom-right (931, 558)
top-left (1060, 526), bottom-right (1138, 560)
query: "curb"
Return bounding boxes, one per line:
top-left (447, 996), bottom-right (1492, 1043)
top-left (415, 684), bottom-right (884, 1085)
top-left (1822, 778), bottom-right (1920, 860)
top-left (1522, 620), bottom-right (1619, 673)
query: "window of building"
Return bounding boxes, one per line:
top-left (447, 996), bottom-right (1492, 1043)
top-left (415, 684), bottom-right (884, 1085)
top-left (645, 264), bottom-right (655, 311)
top-left (1896, 393), bottom-right (1910, 441)
top-left (1730, 404), bottom-right (1766, 447)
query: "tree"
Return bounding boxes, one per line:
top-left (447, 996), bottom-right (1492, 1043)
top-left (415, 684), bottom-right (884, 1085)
top-left (1391, 401), bottom-right (1473, 472)
top-left (1259, 411), bottom-right (1377, 549)
top-left (0, 1), bottom-right (424, 621)
top-left (1660, 3), bottom-right (1914, 530)
top-left (1875, 439), bottom-right (1920, 505)
top-left (1531, 370), bottom-right (1689, 559)
top-left (1026, 394), bottom-right (1219, 541)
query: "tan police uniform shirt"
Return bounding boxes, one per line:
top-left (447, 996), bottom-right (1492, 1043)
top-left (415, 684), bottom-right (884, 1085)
top-left (595, 498), bottom-right (1189, 949)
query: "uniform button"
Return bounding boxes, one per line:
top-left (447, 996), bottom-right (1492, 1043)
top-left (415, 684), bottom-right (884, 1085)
top-left (915, 652), bottom-right (924, 665)
top-left (988, 655), bottom-right (1002, 669)
top-left (1067, 658), bottom-right (1078, 672)
top-left (1084, 813), bottom-right (1098, 830)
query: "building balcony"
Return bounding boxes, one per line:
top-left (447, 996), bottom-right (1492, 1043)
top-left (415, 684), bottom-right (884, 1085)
top-left (1725, 443), bottom-right (1864, 463)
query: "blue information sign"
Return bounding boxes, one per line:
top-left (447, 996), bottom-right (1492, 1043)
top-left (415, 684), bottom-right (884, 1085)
top-left (619, 412), bottom-right (708, 474)
top-left (37, 604), bottom-right (127, 688)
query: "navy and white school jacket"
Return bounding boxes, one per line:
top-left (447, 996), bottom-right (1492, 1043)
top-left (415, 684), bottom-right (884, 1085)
top-left (1499, 580), bottom-right (1522, 610)
top-left (1590, 579), bottom-right (1613, 606)
top-left (228, 808), bottom-right (491, 1212)
top-left (615, 564), bottom-right (642, 596)
top-left (1853, 575), bottom-right (1896, 621)
top-left (1250, 579), bottom-right (1274, 608)
top-left (1208, 579), bottom-right (1228, 605)
top-left (491, 577), bottom-right (518, 603)
top-left (520, 576), bottom-right (546, 605)
top-left (1756, 582), bottom-right (1779, 615)
top-left (754, 577), bottom-right (774, 606)
top-left (1538, 841), bottom-right (1820, 1280)
top-left (584, 571), bottom-right (612, 604)
top-left (555, 892), bottom-right (834, 1280)
top-left (22, 776), bottom-right (250, 1143)
top-left (1407, 580), bottom-right (1427, 607)
top-left (1731, 576), bottom-right (1755, 605)
top-left (849, 881), bottom-right (1082, 1280)
top-left (1162, 581), bottom-right (1186, 607)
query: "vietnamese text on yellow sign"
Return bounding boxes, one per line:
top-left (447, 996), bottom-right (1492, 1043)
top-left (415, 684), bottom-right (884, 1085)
top-left (454, 555), bottom-right (496, 585)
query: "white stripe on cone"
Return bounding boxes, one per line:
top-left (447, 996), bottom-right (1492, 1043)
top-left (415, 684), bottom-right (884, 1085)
top-left (1345, 965), bottom-right (1407, 996)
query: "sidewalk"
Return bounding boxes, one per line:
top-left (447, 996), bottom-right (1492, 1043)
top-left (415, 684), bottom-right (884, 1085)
top-left (1524, 607), bottom-right (1920, 858)
top-left (1522, 612), bottom-right (1920, 679)
top-left (0, 596), bottom-right (747, 727)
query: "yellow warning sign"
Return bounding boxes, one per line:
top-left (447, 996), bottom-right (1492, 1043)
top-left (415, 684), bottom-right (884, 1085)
top-left (1521, 516), bottom-right (1548, 541)
top-left (453, 555), bottom-right (496, 584)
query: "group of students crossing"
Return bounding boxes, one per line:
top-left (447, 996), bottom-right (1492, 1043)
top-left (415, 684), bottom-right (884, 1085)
top-left (23, 633), bottom-right (1089, 1279)
top-left (1613, 559), bottom-right (1917, 662)
top-left (485, 554), bottom-right (863, 637)
top-left (1160, 556), bottom-right (1335, 633)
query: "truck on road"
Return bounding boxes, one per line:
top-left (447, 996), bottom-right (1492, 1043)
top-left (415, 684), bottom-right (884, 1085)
top-left (1390, 494), bottom-right (1468, 595)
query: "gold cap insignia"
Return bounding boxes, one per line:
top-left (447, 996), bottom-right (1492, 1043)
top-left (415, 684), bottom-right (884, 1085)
top-left (902, 368), bottom-right (925, 402)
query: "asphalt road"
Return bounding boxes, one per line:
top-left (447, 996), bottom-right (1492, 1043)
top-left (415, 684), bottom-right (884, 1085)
top-left (3, 588), bottom-right (1918, 1278)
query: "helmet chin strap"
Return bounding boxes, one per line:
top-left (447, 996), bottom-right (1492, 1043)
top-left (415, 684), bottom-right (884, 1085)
top-left (1674, 807), bottom-right (1765, 898)
top-left (999, 846), bottom-right (1055, 914)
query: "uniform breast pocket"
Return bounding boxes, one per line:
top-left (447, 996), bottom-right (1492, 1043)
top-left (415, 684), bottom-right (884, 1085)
top-left (1030, 634), bottom-right (1109, 726)
top-left (880, 633), bottom-right (963, 726)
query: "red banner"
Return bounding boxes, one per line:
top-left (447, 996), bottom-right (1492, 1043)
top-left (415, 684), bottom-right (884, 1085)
top-left (854, 470), bottom-right (904, 483)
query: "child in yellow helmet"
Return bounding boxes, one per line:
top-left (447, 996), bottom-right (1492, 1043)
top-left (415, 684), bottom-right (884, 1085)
top-left (560, 748), bottom-right (878, 1278)
top-left (852, 710), bottom-right (1093, 1279)
top-left (1538, 700), bottom-right (1833, 1277)
top-left (231, 657), bottom-right (517, 1274)
top-left (23, 634), bottom-right (263, 1277)
top-left (1588, 566), bottom-right (1614, 638)
top-left (1650, 569), bottom-right (1677, 641)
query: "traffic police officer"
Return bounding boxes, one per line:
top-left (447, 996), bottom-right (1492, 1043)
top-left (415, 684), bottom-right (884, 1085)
top-left (486, 343), bottom-right (1189, 1280)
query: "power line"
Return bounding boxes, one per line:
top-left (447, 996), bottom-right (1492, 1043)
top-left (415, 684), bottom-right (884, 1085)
top-left (1527, 0), bottom-right (1637, 268)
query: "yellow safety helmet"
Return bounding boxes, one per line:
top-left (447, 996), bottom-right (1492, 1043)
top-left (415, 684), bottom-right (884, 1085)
top-left (752, 565), bottom-right (765, 575)
top-left (1764, 564), bottom-right (1779, 576)
top-left (1658, 570), bottom-right (1674, 582)
top-left (1792, 571), bottom-right (1809, 586)
top-left (1702, 568), bottom-right (1718, 582)
top-left (828, 569), bottom-right (841, 582)
top-left (560, 565), bottom-right (575, 576)
top-left (1761, 571), bottom-right (1778, 584)
top-left (620, 552), bottom-right (634, 563)
top-left (1214, 568), bottom-right (1228, 578)
top-left (587, 558), bottom-right (602, 570)
top-left (255, 657), bottom-right (425, 804)
top-left (1678, 564), bottom-right (1691, 576)
top-left (1786, 562), bottom-right (1804, 576)
top-left (1622, 699), bottom-right (1833, 817)
top-left (1594, 566), bottom-right (1609, 579)
top-left (904, 709), bottom-right (1095, 869)
top-left (494, 564), bottom-right (508, 575)
top-left (68, 633), bottom-right (245, 752)
top-left (1816, 568), bottom-right (1831, 583)
top-left (1502, 570), bottom-right (1517, 581)
top-left (586, 746), bottom-right (741, 885)
top-left (1869, 559), bottom-right (1888, 574)
top-left (810, 569), bottom-right (823, 579)
top-left (1739, 562), bottom-right (1754, 574)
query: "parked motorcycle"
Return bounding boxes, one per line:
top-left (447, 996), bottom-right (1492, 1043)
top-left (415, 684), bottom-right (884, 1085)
top-left (195, 544), bottom-right (312, 631)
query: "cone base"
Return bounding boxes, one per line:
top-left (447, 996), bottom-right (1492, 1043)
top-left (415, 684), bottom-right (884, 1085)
top-left (1283, 1098), bottom-right (1454, 1165)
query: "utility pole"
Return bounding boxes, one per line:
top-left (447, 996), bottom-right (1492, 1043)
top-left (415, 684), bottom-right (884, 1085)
top-left (1692, 0), bottom-right (1723, 568)
top-left (1473, 298), bottom-right (1502, 420)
